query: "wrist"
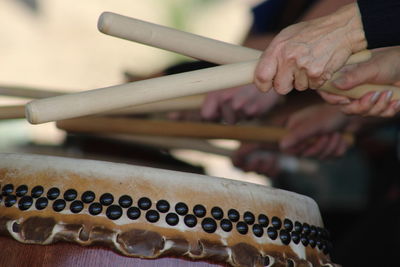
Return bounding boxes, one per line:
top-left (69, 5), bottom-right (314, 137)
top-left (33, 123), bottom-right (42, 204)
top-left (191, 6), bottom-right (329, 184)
top-left (331, 3), bottom-right (367, 53)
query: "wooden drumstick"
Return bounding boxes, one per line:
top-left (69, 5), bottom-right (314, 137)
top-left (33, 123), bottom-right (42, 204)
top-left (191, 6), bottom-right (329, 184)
top-left (0, 85), bottom-right (66, 99)
top-left (0, 105), bottom-right (25, 119)
top-left (98, 12), bottom-right (261, 64)
top-left (56, 116), bottom-right (355, 145)
top-left (26, 54), bottom-right (400, 124)
top-left (98, 12), bottom-right (371, 65)
top-left (0, 95), bottom-right (204, 120)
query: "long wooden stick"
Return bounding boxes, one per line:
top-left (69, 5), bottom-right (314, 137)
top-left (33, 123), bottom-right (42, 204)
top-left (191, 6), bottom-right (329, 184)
top-left (26, 55), bottom-right (400, 124)
top-left (0, 94), bottom-right (204, 120)
top-left (98, 12), bottom-right (261, 64)
top-left (0, 105), bottom-right (25, 119)
top-left (98, 12), bottom-right (368, 65)
top-left (0, 85), bottom-right (66, 99)
top-left (56, 117), bottom-right (354, 145)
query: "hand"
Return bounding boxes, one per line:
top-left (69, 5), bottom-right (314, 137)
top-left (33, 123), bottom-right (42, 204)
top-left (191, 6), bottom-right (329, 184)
top-left (200, 84), bottom-right (281, 124)
top-left (319, 47), bottom-right (400, 117)
top-left (254, 3), bottom-right (366, 94)
top-left (232, 143), bottom-right (281, 177)
top-left (280, 104), bottom-right (353, 159)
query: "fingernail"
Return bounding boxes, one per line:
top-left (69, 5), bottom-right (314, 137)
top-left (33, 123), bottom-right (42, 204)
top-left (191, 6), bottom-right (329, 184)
top-left (370, 92), bottom-right (380, 103)
top-left (338, 99), bottom-right (351, 104)
top-left (333, 76), bottom-right (346, 87)
top-left (386, 91), bottom-right (393, 101)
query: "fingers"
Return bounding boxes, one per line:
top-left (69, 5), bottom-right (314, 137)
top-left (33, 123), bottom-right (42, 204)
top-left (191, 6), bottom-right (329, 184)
top-left (340, 90), bottom-right (400, 117)
top-left (332, 62), bottom-right (378, 90)
top-left (301, 135), bottom-right (330, 157)
top-left (281, 117), bottom-right (323, 151)
top-left (201, 92), bottom-right (221, 120)
top-left (318, 91), bottom-right (351, 105)
top-left (254, 51), bottom-right (278, 93)
top-left (294, 69), bottom-right (309, 91)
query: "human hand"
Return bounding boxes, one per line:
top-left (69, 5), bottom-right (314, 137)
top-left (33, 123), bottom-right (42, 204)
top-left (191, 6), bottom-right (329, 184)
top-left (232, 143), bottom-right (281, 177)
top-left (200, 84), bottom-right (281, 124)
top-left (280, 104), bottom-right (353, 159)
top-left (254, 3), bottom-right (366, 94)
top-left (319, 47), bottom-right (400, 117)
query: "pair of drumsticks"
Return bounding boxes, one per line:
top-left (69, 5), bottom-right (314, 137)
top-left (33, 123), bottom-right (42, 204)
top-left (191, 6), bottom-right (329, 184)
top-left (4, 12), bottom-right (400, 145)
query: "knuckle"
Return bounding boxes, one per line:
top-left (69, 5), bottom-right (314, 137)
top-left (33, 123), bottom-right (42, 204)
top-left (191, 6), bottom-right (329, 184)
top-left (254, 71), bottom-right (270, 84)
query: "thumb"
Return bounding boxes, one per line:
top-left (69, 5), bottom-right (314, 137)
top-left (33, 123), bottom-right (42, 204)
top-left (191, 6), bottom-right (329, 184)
top-left (333, 62), bottom-right (377, 90)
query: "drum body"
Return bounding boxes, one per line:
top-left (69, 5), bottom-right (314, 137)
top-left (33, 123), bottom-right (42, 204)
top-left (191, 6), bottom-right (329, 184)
top-left (0, 153), bottom-right (338, 266)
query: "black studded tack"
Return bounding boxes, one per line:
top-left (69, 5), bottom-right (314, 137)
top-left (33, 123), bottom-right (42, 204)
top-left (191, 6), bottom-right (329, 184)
top-left (193, 204), bottom-right (206, 218)
top-left (220, 219), bottom-right (232, 232)
top-left (317, 238), bottom-right (323, 249)
top-left (2, 185), bottom-right (333, 252)
top-left (81, 191), bottom-right (96, 204)
top-left (18, 196), bottom-right (33, 210)
top-left (267, 227), bottom-right (278, 240)
top-left (301, 234), bottom-right (309, 246)
top-left (227, 209), bottom-right (240, 222)
top-left (100, 193), bottom-right (114, 206)
top-left (271, 216), bottom-right (282, 229)
top-left (291, 231), bottom-right (300, 244)
top-left (146, 210), bottom-right (160, 223)
top-left (252, 224), bottom-right (264, 237)
top-left (70, 200), bottom-right (84, 213)
top-left (279, 229), bottom-right (291, 245)
top-left (35, 197), bottom-right (48, 210)
top-left (5, 195), bottom-right (17, 207)
top-left (283, 219), bottom-right (293, 231)
top-left (119, 195), bottom-right (133, 208)
top-left (184, 214), bottom-right (197, 228)
top-left (236, 221), bottom-right (249, 235)
top-left (302, 223), bottom-right (311, 235)
top-left (63, 189), bottom-right (77, 201)
top-left (106, 205), bottom-right (123, 220)
top-left (47, 187), bottom-right (60, 200)
top-left (258, 214), bottom-right (269, 227)
top-left (156, 200), bottom-right (170, 213)
top-left (16, 185), bottom-right (28, 197)
top-left (317, 227), bottom-right (324, 237)
top-left (53, 199), bottom-right (66, 212)
top-left (127, 207), bottom-right (141, 220)
top-left (2, 184), bottom-right (14, 196)
top-left (287, 259), bottom-right (295, 267)
top-left (309, 237), bottom-right (316, 248)
top-left (175, 202), bottom-right (188, 215)
top-left (31, 186), bottom-right (44, 198)
top-left (202, 217), bottom-right (217, 233)
top-left (166, 213), bottom-right (179, 226)
top-left (211, 207), bottom-right (224, 220)
top-left (294, 221), bottom-right (302, 233)
top-left (138, 197), bottom-right (152, 210)
top-left (243, 211), bottom-right (255, 225)
top-left (310, 226), bottom-right (317, 236)
top-left (89, 202), bottom-right (102, 215)
top-left (263, 257), bottom-right (270, 266)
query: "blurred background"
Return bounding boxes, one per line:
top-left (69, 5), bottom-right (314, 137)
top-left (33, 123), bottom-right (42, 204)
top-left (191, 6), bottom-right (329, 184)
top-left (0, 0), bottom-right (399, 266)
